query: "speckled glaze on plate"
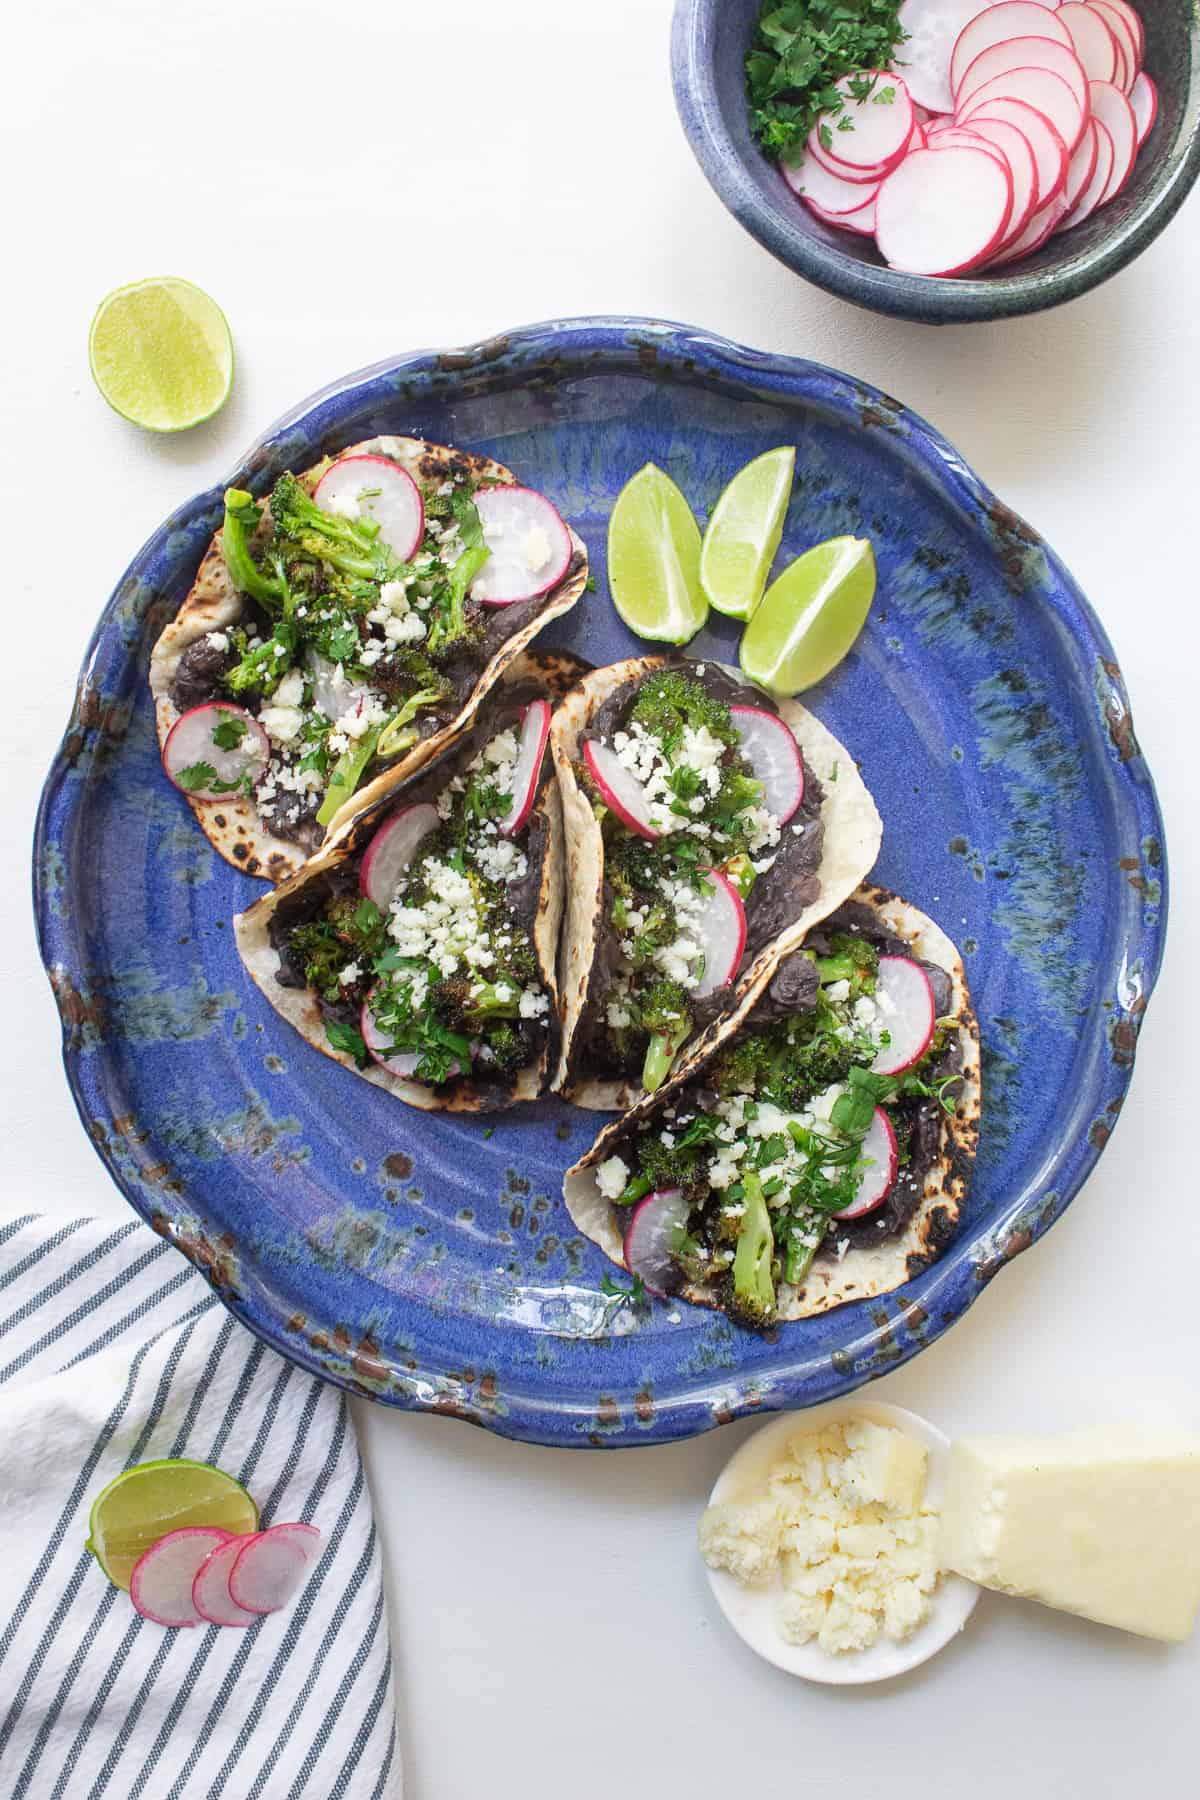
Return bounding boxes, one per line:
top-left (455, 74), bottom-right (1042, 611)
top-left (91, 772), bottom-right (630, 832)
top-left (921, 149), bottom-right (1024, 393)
top-left (672, 0), bottom-right (1200, 323)
top-left (34, 318), bottom-right (1166, 1448)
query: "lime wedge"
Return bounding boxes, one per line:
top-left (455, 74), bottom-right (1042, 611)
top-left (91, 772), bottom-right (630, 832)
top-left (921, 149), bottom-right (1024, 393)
top-left (740, 536), bottom-right (876, 695)
top-left (86, 1458), bottom-right (258, 1591)
top-left (607, 463), bottom-right (706, 644)
top-left (699, 446), bottom-right (795, 620)
top-left (88, 278), bottom-right (234, 433)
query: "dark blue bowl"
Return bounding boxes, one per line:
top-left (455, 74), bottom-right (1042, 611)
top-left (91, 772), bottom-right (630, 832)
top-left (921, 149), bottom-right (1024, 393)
top-left (672, 0), bottom-right (1200, 322)
top-left (34, 319), bottom-right (1166, 1446)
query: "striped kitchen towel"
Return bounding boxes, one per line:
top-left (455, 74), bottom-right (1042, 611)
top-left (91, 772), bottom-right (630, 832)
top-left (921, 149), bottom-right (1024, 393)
top-left (0, 1211), bottom-right (402, 1800)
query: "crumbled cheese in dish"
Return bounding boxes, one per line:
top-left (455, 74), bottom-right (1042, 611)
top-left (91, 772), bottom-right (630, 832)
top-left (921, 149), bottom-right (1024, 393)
top-left (206, 630), bottom-right (230, 653)
top-left (473, 836), bottom-right (528, 884)
top-left (596, 1156), bottom-right (630, 1201)
top-left (522, 524), bottom-right (552, 573)
top-left (699, 1418), bottom-right (939, 1657)
top-left (384, 611), bottom-right (427, 645)
top-left (518, 988), bottom-right (549, 1020)
top-left (388, 859), bottom-right (496, 978)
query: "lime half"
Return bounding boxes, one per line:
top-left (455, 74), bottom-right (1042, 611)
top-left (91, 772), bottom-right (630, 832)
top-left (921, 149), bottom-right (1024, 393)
top-left (88, 278), bottom-right (234, 432)
top-left (700, 446), bottom-right (795, 620)
top-left (87, 1458), bottom-right (258, 1591)
top-left (740, 535), bottom-right (876, 695)
top-left (607, 463), bottom-right (706, 645)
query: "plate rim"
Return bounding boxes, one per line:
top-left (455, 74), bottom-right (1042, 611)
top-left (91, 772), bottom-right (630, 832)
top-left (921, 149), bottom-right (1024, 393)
top-left (32, 315), bottom-right (1169, 1447)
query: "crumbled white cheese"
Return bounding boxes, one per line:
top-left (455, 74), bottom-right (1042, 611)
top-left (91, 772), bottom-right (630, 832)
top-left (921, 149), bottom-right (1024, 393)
top-left (518, 988), bottom-right (549, 1020)
top-left (338, 962), bottom-right (361, 987)
top-left (384, 611), bottom-right (427, 645)
top-left (596, 1155), bottom-right (630, 1201)
top-left (522, 524), bottom-right (553, 573)
top-left (206, 630), bottom-right (230, 653)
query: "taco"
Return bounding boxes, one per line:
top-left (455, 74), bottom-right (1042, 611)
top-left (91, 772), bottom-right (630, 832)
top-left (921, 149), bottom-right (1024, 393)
top-left (550, 657), bottom-right (882, 1109)
top-left (151, 436), bottom-right (589, 881)
top-left (233, 650), bottom-right (588, 1111)
top-left (563, 884), bottom-right (981, 1327)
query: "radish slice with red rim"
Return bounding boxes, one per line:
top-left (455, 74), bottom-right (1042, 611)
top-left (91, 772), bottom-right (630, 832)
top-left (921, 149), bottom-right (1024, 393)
top-left (622, 1188), bottom-right (691, 1297)
top-left (955, 39), bottom-right (1089, 120)
top-left (896, 0), bottom-right (1008, 116)
top-left (1096, 0), bottom-right (1143, 62)
top-left (959, 67), bottom-right (1085, 154)
top-left (821, 70), bottom-right (915, 169)
top-left (786, 150), bottom-right (884, 214)
top-left (967, 97), bottom-right (1068, 204)
top-left (950, 4), bottom-right (1074, 96)
top-left (988, 188), bottom-right (1068, 263)
top-left (1087, 79), bottom-right (1137, 202)
top-left (876, 145), bottom-right (1013, 273)
top-left (228, 1529), bottom-right (310, 1617)
top-left (262, 1521), bottom-right (323, 1562)
top-left (1060, 115), bottom-right (1115, 224)
top-left (691, 870), bottom-right (748, 1000)
top-left (870, 956), bottom-right (937, 1074)
top-left (806, 128), bottom-right (891, 184)
top-left (499, 700), bottom-right (551, 837)
top-left (192, 1537), bottom-right (260, 1628)
top-left (832, 1109), bottom-right (898, 1220)
top-left (163, 703), bottom-right (269, 801)
top-left (471, 488), bottom-right (571, 605)
top-left (1056, 2), bottom-right (1119, 82)
top-left (359, 803), bottom-right (440, 908)
top-left (313, 454), bottom-right (424, 563)
top-left (130, 1527), bottom-right (232, 1628)
top-left (729, 705), bottom-right (804, 824)
top-left (964, 117), bottom-right (1040, 240)
top-left (1060, 117), bottom-right (1101, 214)
top-left (361, 986), bottom-right (468, 1081)
top-left (804, 191), bottom-right (878, 235)
top-left (582, 739), bottom-right (660, 841)
top-left (1088, 0), bottom-right (1139, 89)
top-left (1129, 70), bottom-right (1157, 147)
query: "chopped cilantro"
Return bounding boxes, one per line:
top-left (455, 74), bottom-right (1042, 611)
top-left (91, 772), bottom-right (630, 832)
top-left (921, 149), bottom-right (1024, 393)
top-left (325, 1018), bottom-right (368, 1066)
top-left (745, 0), bottom-right (907, 164)
top-left (211, 712), bottom-right (248, 751)
top-left (174, 760), bottom-right (248, 796)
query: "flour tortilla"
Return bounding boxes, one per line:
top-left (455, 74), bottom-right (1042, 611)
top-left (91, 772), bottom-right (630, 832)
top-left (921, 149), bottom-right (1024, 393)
top-left (233, 649), bottom-right (586, 1112)
top-left (563, 883), bottom-right (981, 1321)
top-left (549, 657), bottom-right (883, 1110)
top-left (151, 436), bottom-right (589, 883)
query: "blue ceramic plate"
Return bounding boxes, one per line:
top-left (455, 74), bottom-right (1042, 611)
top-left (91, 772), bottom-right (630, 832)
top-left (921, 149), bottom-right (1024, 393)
top-left (34, 319), bottom-right (1165, 1447)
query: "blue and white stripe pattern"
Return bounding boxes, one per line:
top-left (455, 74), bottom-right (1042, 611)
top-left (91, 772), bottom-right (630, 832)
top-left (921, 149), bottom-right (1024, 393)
top-left (0, 1213), bottom-right (402, 1799)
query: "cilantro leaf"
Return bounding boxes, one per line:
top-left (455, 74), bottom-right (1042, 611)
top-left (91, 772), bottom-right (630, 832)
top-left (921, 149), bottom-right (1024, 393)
top-left (175, 761), bottom-right (218, 792)
top-left (211, 712), bottom-right (248, 751)
top-left (325, 1019), bottom-right (368, 1066)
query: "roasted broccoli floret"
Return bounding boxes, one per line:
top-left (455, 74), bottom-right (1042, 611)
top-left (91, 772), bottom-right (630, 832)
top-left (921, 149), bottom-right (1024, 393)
top-left (815, 929), bottom-right (880, 994)
top-left (269, 471), bottom-right (403, 586)
top-left (424, 549), bottom-right (489, 658)
top-left (726, 1172), bottom-right (776, 1329)
top-left (636, 976), bottom-right (692, 1093)
top-left (481, 1022), bottom-right (525, 1075)
top-left (221, 490), bottom-right (287, 607)
top-left (628, 669), bottom-right (738, 748)
top-left (432, 976), bottom-right (521, 1033)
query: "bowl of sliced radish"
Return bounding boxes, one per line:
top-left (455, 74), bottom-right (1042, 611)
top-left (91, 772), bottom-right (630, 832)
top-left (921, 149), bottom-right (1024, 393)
top-left (672, 0), bottom-right (1200, 321)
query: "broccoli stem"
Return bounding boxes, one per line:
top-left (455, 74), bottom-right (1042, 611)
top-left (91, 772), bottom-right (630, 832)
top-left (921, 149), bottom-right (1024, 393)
top-left (616, 1173), bottom-right (654, 1208)
top-left (317, 725), bottom-right (383, 828)
top-left (221, 490), bottom-right (286, 606)
top-left (784, 1214), bottom-right (823, 1286)
top-left (642, 1021), bottom-right (688, 1094)
top-left (816, 953), bottom-right (860, 985)
top-left (733, 1172), bottom-right (776, 1318)
top-left (426, 544), bottom-right (489, 654)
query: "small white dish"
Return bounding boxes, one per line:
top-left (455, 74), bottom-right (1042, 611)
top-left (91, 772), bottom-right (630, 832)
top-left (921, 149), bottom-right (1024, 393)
top-left (704, 1397), bottom-right (979, 1685)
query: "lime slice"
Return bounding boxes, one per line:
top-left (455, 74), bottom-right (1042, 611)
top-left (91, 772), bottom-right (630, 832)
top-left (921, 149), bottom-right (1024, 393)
top-left (607, 463), bottom-right (706, 644)
top-left (740, 536), bottom-right (876, 695)
top-left (88, 278), bottom-right (234, 432)
top-left (699, 446), bottom-right (795, 620)
top-left (86, 1458), bottom-right (258, 1591)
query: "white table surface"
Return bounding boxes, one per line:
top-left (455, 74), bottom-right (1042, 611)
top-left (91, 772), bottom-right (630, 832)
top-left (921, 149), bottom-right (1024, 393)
top-left (6, 2), bottom-right (1198, 1795)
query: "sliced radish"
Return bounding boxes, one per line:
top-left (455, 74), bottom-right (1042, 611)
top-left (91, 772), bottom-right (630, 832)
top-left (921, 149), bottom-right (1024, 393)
top-left (1056, 2), bottom-right (1119, 81)
top-left (832, 1109), bottom-right (899, 1220)
top-left (1060, 117), bottom-right (1101, 213)
top-left (950, 3), bottom-right (1073, 95)
top-left (1094, 0), bottom-right (1143, 62)
top-left (989, 188), bottom-right (1069, 262)
top-left (260, 1521), bottom-right (323, 1562)
top-left (192, 1537), bottom-right (260, 1629)
top-left (729, 705), bottom-right (804, 823)
top-left (163, 703), bottom-right (269, 802)
top-left (804, 190), bottom-right (878, 235)
top-left (1060, 116), bottom-right (1116, 224)
top-left (130, 1528), bottom-right (232, 1628)
top-left (306, 651), bottom-right (370, 724)
top-left (313, 455), bottom-right (424, 563)
top-left (359, 802), bottom-right (440, 907)
top-left (870, 956), bottom-right (937, 1074)
top-left (806, 128), bottom-right (890, 184)
top-left (228, 1528), bottom-right (311, 1617)
top-left (622, 1188), bottom-right (690, 1297)
top-left (470, 488), bottom-right (571, 606)
top-left (1130, 69), bottom-right (1158, 147)
top-left (875, 145), bottom-right (1013, 273)
top-left (821, 70), bottom-right (915, 169)
top-left (361, 986), bottom-right (468, 1081)
top-left (691, 869), bottom-right (748, 999)
top-left (582, 739), bottom-right (659, 841)
top-left (965, 117), bottom-right (1040, 239)
top-left (499, 699), bottom-right (552, 837)
top-left (967, 97), bottom-right (1068, 203)
top-left (955, 39), bottom-right (1088, 120)
top-left (896, 0), bottom-right (1004, 116)
top-left (786, 149), bottom-right (884, 214)
top-left (959, 66), bottom-right (1085, 154)
top-left (1088, 0), bottom-right (1140, 89)
top-left (1088, 79), bottom-right (1138, 202)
